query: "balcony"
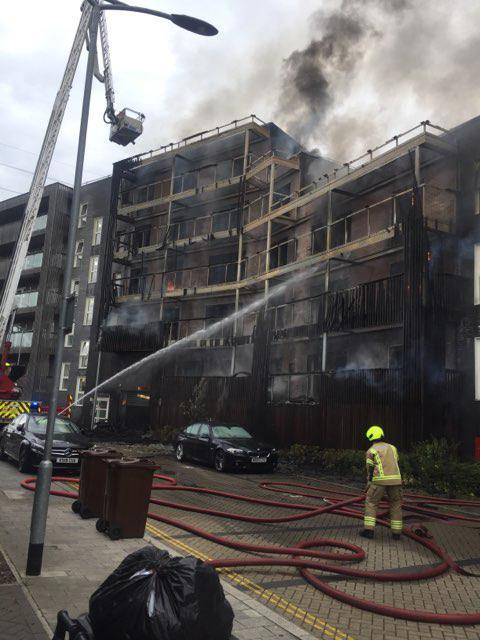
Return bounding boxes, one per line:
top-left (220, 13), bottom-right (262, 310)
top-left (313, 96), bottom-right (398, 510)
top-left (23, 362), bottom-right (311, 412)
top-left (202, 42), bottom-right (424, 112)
top-left (164, 259), bottom-right (243, 295)
top-left (14, 291), bottom-right (38, 309)
top-left (23, 252), bottom-right (43, 271)
top-left (118, 155), bottom-right (246, 217)
top-left (33, 216), bottom-right (47, 232)
top-left (99, 322), bottom-right (164, 352)
top-left (10, 331), bottom-right (33, 349)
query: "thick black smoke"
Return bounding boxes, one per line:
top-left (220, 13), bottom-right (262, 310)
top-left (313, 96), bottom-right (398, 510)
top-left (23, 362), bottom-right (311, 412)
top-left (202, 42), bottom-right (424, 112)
top-left (277, 0), bottom-right (410, 151)
top-left (150, 0), bottom-right (480, 165)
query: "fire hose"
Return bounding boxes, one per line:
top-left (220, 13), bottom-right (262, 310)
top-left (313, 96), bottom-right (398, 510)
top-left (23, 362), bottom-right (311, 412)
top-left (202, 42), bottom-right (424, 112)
top-left (21, 475), bottom-right (480, 626)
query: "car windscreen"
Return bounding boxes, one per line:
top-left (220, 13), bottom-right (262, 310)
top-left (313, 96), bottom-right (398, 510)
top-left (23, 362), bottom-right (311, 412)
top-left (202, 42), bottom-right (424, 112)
top-left (212, 426), bottom-right (252, 439)
top-left (29, 417), bottom-right (81, 436)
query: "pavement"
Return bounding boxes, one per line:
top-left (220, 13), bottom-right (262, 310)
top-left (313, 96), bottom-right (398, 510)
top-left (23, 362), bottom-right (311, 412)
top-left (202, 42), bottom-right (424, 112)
top-left (0, 454), bottom-right (480, 640)
top-left (0, 459), bottom-right (316, 640)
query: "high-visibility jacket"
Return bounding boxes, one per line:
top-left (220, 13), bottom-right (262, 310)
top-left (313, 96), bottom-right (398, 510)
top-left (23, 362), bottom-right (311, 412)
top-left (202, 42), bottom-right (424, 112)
top-left (366, 441), bottom-right (402, 486)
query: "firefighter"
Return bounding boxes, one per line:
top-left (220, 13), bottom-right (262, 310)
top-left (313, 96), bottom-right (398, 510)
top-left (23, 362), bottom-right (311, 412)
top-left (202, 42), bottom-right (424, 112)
top-left (360, 425), bottom-right (403, 540)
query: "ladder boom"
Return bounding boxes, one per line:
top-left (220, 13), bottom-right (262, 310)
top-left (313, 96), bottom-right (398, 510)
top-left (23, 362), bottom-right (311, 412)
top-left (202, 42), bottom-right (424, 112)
top-left (99, 11), bottom-right (116, 123)
top-left (0, 2), bottom-right (93, 348)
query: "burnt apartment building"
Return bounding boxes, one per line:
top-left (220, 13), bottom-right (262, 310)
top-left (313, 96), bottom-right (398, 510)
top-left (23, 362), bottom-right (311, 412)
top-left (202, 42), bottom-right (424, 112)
top-left (91, 114), bottom-right (480, 455)
top-left (0, 178), bottom-right (110, 417)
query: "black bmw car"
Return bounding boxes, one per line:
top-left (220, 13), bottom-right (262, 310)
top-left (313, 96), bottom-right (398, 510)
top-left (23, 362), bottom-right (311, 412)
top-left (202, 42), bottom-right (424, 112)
top-left (0, 413), bottom-right (90, 472)
top-left (175, 422), bottom-right (278, 473)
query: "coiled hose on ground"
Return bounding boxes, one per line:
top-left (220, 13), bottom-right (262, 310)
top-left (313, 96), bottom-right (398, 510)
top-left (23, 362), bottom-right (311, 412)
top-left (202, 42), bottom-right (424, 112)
top-left (21, 474), bottom-right (480, 626)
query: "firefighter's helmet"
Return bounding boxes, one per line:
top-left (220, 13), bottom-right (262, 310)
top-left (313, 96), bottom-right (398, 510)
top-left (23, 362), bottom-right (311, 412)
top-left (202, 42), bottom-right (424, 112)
top-left (366, 425), bottom-right (384, 441)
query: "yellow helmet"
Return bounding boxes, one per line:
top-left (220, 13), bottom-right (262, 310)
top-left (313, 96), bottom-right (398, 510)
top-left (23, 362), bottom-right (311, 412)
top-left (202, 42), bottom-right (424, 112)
top-left (366, 425), bottom-right (384, 441)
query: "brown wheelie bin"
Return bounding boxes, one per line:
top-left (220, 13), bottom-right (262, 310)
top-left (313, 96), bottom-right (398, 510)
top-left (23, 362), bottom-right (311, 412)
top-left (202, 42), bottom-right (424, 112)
top-left (96, 458), bottom-right (157, 540)
top-left (71, 449), bottom-right (121, 519)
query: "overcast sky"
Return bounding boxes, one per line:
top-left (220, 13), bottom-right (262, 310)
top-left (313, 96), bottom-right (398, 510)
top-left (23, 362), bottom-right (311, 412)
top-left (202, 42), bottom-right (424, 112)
top-left (1, 0), bottom-right (480, 200)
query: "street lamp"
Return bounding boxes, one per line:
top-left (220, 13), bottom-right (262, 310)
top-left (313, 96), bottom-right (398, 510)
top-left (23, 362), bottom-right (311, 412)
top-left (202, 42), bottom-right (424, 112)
top-left (26, 0), bottom-right (217, 576)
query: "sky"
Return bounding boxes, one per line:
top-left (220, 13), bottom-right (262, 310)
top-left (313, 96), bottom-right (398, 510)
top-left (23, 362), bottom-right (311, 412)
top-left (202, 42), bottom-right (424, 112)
top-left (1, 0), bottom-right (480, 200)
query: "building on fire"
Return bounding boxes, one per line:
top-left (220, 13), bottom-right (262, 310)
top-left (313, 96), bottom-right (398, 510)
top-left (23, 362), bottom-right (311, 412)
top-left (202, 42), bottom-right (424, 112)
top-left (83, 114), bottom-right (480, 455)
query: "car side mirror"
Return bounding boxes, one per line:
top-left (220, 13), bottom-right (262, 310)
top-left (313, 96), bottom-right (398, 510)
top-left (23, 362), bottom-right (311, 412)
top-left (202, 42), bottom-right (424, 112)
top-left (16, 425), bottom-right (24, 433)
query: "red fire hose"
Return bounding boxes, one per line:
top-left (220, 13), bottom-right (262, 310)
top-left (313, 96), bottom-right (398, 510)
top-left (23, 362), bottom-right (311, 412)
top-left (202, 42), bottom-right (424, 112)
top-left (21, 475), bottom-right (480, 626)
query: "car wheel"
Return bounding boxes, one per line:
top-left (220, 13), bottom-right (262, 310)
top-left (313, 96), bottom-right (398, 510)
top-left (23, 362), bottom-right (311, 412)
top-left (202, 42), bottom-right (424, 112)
top-left (175, 443), bottom-right (184, 462)
top-left (214, 449), bottom-right (227, 473)
top-left (18, 446), bottom-right (32, 473)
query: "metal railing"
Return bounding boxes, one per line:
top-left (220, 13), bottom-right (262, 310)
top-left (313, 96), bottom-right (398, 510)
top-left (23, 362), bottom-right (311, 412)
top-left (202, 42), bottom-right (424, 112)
top-left (163, 309), bottom-right (257, 344)
top-left (112, 182), bottom-right (456, 296)
top-left (119, 155), bottom-right (246, 208)
top-left (247, 148), bottom-right (297, 172)
top-left (130, 115), bottom-right (266, 162)
top-left (164, 259), bottom-right (244, 292)
top-left (114, 209), bottom-right (240, 257)
top-left (255, 121), bottom-right (453, 215)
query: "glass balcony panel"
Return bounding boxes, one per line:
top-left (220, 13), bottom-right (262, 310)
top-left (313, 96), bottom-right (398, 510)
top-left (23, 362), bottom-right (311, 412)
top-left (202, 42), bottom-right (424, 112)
top-left (14, 291), bottom-right (38, 308)
top-left (33, 216), bottom-right (47, 231)
top-left (10, 331), bottom-right (33, 348)
top-left (23, 253), bottom-right (43, 270)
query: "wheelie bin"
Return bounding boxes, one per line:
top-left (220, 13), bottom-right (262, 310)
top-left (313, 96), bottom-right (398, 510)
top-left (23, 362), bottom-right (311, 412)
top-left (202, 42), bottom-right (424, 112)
top-left (71, 449), bottom-right (121, 519)
top-left (96, 458), bottom-right (157, 540)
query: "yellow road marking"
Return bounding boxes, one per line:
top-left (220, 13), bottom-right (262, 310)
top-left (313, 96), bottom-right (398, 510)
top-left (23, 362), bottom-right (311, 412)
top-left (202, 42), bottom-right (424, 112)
top-left (146, 521), bottom-right (354, 640)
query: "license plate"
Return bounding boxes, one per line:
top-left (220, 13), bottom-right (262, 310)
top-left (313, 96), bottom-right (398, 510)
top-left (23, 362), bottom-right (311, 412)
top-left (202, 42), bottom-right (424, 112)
top-left (251, 456), bottom-right (267, 463)
top-left (56, 457), bottom-right (78, 464)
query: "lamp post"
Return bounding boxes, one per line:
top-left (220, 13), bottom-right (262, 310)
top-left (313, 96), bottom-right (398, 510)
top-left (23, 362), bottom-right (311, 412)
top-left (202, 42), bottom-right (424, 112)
top-left (26, 0), bottom-right (217, 576)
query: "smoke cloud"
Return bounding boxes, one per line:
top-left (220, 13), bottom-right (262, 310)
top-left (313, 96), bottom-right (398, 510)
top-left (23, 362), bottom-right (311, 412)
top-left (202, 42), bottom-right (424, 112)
top-left (276, 4), bottom-right (375, 147)
top-left (150, 0), bottom-right (480, 166)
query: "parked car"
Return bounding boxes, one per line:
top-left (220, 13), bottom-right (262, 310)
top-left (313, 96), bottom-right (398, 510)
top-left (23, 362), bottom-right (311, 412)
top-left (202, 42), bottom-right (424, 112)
top-left (175, 422), bottom-right (278, 473)
top-left (0, 413), bottom-right (90, 472)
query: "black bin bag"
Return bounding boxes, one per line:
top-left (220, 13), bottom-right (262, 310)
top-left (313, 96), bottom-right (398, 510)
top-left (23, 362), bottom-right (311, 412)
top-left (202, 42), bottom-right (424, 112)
top-left (89, 546), bottom-right (234, 640)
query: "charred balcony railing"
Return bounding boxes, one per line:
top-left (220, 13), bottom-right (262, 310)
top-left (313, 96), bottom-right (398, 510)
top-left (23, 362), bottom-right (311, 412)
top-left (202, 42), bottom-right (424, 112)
top-left (131, 115), bottom-right (266, 163)
top-left (163, 310), bottom-right (257, 345)
top-left (257, 121), bottom-right (452, 214)
top-left (119, 177), bottom-right (171, 207)
top-left (269, 369), bottom-right (404, 404)
top-left (119, 155), bottom-right (247, 210)
top-left (320, 275), bottom-right (404, 332)
top-left (111, 183), bottom-right (458, 300)
top-left (113, 209), bottom-right (240, 260)
top-left (163, 259), bottom-right (245, 293)
top-left (268, 367), bottom-right (461, 406)
top-left (172, 155), bottom-right (246, 194)
top-left (99, 322), bottom-right (164, 353)
top-left (268, 275), bottom-right (403, 339)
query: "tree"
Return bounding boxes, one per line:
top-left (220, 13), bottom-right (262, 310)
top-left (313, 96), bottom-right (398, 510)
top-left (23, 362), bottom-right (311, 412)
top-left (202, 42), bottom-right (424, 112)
top-left (180, 378), bottom-right (208, 423)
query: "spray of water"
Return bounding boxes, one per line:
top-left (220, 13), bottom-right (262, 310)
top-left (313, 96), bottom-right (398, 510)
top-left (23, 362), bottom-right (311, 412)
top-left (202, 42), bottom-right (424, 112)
top-left (61, 264), bottom-right (320, 416)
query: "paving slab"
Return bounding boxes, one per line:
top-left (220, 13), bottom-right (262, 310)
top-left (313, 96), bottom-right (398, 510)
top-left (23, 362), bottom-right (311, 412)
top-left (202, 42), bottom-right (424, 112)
top-left (0, 459), bottom-right (317, 640)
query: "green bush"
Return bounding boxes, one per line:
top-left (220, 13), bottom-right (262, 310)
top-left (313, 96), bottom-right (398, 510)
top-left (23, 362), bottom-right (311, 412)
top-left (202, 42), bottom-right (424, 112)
top-left (449, 462), bottom-right (480, 497)
top-left (409, 437), bottom-right (459, 494)
top-left (279, 437), bottom-right (480, 497)
top-left (280, 445), bottom-right (364, 480)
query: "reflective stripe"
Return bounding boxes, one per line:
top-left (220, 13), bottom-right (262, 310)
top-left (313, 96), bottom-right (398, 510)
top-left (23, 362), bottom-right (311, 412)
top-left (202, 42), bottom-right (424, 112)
top-left (364, 517), bottom-right (376, 524)
top-left (366, 459), bottom-right (374, 466)
top-left (372, 474), bottom-right (402, 481)
top-left (371, 449), bottom-right (385, 478)
top-left (0, 401), bottom-right (30, 419)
